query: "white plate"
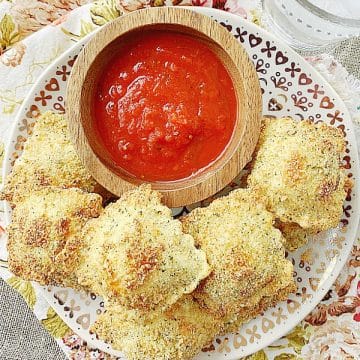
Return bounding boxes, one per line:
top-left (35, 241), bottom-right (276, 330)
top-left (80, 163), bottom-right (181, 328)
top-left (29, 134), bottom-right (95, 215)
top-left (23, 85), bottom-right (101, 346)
top-left (2, 7), bottom-right (359, 359)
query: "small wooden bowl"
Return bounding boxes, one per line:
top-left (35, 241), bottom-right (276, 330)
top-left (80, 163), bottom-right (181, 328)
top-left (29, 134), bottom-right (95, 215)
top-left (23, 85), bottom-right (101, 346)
top-left (66, 7), bottom-right (261, 207)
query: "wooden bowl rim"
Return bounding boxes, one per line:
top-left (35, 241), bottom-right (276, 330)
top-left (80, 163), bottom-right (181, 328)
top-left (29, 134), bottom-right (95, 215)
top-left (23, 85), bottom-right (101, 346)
top-left (66, 7), bottom-right (262, 207)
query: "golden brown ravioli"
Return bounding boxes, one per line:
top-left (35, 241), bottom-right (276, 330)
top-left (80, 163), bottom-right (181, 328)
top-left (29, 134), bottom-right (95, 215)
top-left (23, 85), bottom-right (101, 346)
top-left (181, 188), bottom-right (295, 321)
top-left (7, 187), bottom-right (103, 288)
top-left (222, 283), bottom-right (296, 333)
top-left (1, 112), bottom-right (107, 205)
top-left (92, 295), bottom-right (221, 360)
top-left (76, 185), bottom-right (210, 311)
top-left (247, 117), bottom-right (350, 233)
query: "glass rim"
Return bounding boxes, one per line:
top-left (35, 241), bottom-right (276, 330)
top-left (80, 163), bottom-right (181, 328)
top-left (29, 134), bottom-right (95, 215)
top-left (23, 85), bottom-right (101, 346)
top-left (297, 0), bottom-right (360, 26)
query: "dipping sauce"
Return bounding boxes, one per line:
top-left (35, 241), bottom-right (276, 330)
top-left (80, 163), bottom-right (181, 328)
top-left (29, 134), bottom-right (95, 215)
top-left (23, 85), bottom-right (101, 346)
top-left (94, 31), bottom-right (237, 181)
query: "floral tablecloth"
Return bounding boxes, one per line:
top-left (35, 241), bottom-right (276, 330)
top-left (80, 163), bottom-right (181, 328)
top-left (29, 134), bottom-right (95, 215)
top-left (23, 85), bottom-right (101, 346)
top-left (0, 1), bottom-right (359, 359)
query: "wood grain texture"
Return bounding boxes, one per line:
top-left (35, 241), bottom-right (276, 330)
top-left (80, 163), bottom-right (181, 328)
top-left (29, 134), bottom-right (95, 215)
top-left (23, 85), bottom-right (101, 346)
top-left (66, 7), bottom-right (262, 207)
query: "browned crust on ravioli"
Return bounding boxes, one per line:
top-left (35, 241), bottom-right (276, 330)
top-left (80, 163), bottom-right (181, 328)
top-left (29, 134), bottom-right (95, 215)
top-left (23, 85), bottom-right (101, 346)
top-left (181, 188), bottom-right (296, 320)
top-left (247, 117), bottom-right (348, 232)
top-left (1, 111), bottom-right (111, 206)
top-left (221, 282), bottom-right (297, 334)
top-left (7, 187), bottom-right (103, 288)
top-left (76, 185), bottom-right (210, 312)
top-left (91, 295), bottom-right (222, 360)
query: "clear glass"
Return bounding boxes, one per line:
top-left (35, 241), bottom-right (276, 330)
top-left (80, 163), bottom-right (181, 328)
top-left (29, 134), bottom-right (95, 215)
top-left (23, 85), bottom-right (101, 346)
top-left (262, 0), bottom-right (360, 53)
top-left (307, 0), bottom-right (360, 19)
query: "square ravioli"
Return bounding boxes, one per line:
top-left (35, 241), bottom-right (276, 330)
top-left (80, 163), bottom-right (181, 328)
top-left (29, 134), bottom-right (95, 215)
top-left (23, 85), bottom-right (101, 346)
top-left (181, 189), bottom-right (295, 321)
top-left (76, 185), bottom-right (210, 311)
top-left (92, 295), bottom-right (221, 360)
top-left (1, 112), bottom-right (105, 205)
top-left (7, 187), bottom-right (103, 288)
top-left (247, 117), bottom-right (350, 232)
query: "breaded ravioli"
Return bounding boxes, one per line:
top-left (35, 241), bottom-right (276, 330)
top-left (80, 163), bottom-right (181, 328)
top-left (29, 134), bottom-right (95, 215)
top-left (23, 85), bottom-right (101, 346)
top-left (181, 189), bottom-right (295, 319)
top-left (1, 112), bottom-right (103, 205)
top-left (7, 187), bottom-right (103, 287)
top-left (275, 220), bottom-right (313, 251)
top-left (247, 117), bottom-right (350, 232)
top-left (92, 295), bottom-right (221, 360)
top-left (222, 282), bottom-right (296, 333)
top-left (76, 185), bottom-right (210, 311)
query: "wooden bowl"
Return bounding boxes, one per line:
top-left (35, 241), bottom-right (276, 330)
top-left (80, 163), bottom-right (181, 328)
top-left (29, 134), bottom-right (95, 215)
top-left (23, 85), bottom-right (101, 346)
top-left (66, 7), bottom-right (262, 207)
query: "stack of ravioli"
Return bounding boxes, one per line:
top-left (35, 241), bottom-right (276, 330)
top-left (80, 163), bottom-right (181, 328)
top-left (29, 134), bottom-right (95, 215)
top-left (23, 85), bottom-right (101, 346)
top-left (2, 112), bottom-right (350, 360)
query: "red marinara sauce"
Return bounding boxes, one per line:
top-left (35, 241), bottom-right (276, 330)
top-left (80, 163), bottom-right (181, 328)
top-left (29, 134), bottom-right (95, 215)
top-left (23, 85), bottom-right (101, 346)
top-left (94, 31), bottom-right (237, 181)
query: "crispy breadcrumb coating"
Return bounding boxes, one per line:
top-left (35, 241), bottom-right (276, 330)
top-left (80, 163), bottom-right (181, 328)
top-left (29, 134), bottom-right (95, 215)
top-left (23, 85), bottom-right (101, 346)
top-left (77, 185), bottom-right (210, 311)
top-left (7, 187), bottom-right (103, 288)
top-left (247, 117), bottom-right (350, 232)
top-left (181, 188), bottom-right (295, 319)
top-left (222, 284), bottom-right (296, 333)
top-left (1, 112), bottom-right (107, 205)
top-left (92, 295), bottom-right (221, 360)
top-left (275, 220), bottom-right (314, 251)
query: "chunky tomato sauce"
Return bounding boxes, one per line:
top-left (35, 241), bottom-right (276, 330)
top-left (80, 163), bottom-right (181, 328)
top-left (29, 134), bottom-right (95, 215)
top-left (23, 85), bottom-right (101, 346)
top-left (94, 31), bottom-right (237, 181)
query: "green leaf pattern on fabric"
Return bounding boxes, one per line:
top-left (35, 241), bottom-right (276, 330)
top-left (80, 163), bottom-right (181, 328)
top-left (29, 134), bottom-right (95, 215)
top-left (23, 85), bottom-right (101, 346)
top-left (285, 324), bottom-right (312, 354)
top-left (153, 0), bottom-right (165, 6)
top-left (0, 14), bottom-right (19, 51)
top-left (244, 350), bottom-right (268, 360)
top-left (41, 307), bottom-right (70, 339)
top-left (250, 9), bottom-right (261, 26)
top-left (274, 354), bottom-right (297, 360)
top-left (7, 276), bottom-right (36, 310)
top-left (90, 0), bottom-right (122, 26)
top-left (62, 19), bottom-right (96, 41)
